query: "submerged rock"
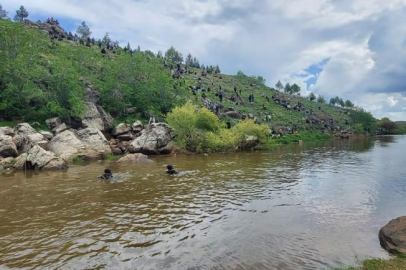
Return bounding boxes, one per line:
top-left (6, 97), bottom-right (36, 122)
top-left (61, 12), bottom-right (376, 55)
top-left (379, 216), bottom-right (406, 255)
top-left (116, 153), bottom-right (153, 163)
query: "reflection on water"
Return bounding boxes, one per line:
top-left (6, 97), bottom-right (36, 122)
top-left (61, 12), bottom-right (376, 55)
top-left (0, 136), bottom-right (405, 270)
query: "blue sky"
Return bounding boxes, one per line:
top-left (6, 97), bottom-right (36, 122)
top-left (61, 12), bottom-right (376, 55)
top-left (2, 0), bottom-right (406, 120)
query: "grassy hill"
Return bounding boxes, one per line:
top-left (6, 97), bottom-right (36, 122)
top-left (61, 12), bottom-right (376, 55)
top-left (0, 18), bottom-right (375, 139)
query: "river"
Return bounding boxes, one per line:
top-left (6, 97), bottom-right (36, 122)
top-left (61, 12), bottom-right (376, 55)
top-left (0, 136), bottom-right (405, 270)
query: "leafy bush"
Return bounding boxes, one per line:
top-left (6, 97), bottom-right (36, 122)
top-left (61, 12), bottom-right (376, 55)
top-left (232, 120), bottom-right (268, 141)
top-left (203, 129), bottom-right (237, 153)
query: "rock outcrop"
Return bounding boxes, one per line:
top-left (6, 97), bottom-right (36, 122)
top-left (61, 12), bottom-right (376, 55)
top-left (379, 216), bottom-right (406, 255)
top-left (0, 126), bottom-right (15, 137)
top-left (128, 123), bottom-right (175, 155)
top-left (46, 117), bottom-right (62, 130)
top-left (116, 153), bottom-right (153, 163)
top-left (75, 127), bottom-right (111, 155)
top-left (13, 123), bottom-right (47, 152)
top-left (14, 145), bottom-right (68, 170)
top-left (132, 120), bottom-right (144, 134)
top-left (82, 102), bottom-right (114, 132)
top-left (0, 135), bottom-right (18, 158)
top-left (112, 123), bottom-right (131, 136)
top-left (48, 130), bottom-right (86, 161)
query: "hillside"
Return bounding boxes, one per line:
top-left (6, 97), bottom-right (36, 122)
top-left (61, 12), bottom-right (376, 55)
top-left (0, 18), bottom-right (374, 136)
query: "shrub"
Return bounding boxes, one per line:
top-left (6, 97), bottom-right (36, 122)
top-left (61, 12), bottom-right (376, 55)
top-left (232, 119), bottom-right (268, 141)
top-left (203, 129), bottom-right (237, 153)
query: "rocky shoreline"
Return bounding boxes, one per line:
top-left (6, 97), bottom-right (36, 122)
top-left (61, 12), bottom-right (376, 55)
top-left (0, 89), bottom-right (175, 172)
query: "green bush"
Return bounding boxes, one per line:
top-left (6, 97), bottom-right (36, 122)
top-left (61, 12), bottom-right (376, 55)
top-left (203, 129), bottom-right (237, 153)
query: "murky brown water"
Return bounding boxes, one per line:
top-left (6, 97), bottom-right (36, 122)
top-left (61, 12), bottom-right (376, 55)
top-left (0, 136), bottom-right (405, 270)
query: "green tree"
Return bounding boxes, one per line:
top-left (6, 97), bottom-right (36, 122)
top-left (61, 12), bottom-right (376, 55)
top-left (275, 80), bottom-right (283, 91)
top-left (349, 109), bottom-right (375, 133)
top-left (329, 97), bottom-right (336, 106)
top-left (0, 4), bottom-right (8, 19)
top-left (345, 99), bottom-right (354, 108)
top-left (76, 21), bottom-right (91, 39)
top-left (256, 76), bottom-right (266, 84)
top-left (317, 95), bottom-right (326, 104)
top-left (284, 83), bottom-right (291, 94)
top-left (102, 32), bottom-right (111, 45)
top-left (215, 65), bottom-right (221, 74)
top-left (377, 117), bottom-right (397, 134)
top-left (165, 46), bottom-right (183, 64)
top-left (291, 83), bottom-right (300, 94)
top-left (338, 98), bottom-right (345, 107)
top-left (185, 53), bottom-right (193, 67)
top-left (14, 6), bottom-right (28, 22)
top-left (309, 93), bottom-right (316, 101)
top-left (237, 70), bottom-right (246, 77)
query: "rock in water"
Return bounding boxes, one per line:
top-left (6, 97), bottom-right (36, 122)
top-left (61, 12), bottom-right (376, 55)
top-left (0, 135), bottom-right (18, 158)
top-left (24, 145), bottom-right (68, 170)
top-left (75, 128), bottom-right (111, 155)
top-left (48, 130), bottom-right (85, 161)
top-left (379, 216), bottom-right (406, 255)
top-left (116, 153), bottom-right (153, 163)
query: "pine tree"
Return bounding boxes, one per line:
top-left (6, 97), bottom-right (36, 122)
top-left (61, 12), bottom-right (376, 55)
top-left (275, 80), bottom-right (284, 91)
top-left (309, 93), bottom-right (316, 101)
top-left (284, 83), bottom-right (291, 94)
top-left (215, 65), bottom-right (221, 74)
top-left (76, 21), bottom-right (92, 39)
top-left (0, 4), bottom-right (8, 19)
top-left (185, 53), bottom-right (193, 67)
top-left (14, 6), bottom-right (29, 22)
top-left (157, 51), bottom-right (163, 58)
top-left (102, 33), bottom-right (111, 45)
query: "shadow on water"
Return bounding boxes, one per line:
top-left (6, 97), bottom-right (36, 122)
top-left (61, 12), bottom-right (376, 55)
top-left (0, 136), bottom-right (405, 270)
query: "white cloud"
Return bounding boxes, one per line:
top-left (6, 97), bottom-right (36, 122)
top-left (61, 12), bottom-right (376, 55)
top-left (2, 0), bottom-right (406, 120)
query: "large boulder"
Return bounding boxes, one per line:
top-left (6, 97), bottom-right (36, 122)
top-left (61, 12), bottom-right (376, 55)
top-left (45, 117), bottom-right (62, 130)
top-left (75, 127), bottom-right (111, 155)
top-left (48, 130), bottom-right (86, 161)
top-left (116, 153), bottom-right (153, 163)
top-left (0, 126), bottom-right (15, 137)
top-left (224, 111), bottom-right (242, 119)
top-left (0, 135), bottom-right (18, 158)
top-left (82, 102), bottom-right (114, 132)
top-left (53, 123), bottom-right (69, 135)
top-left (13, 123), bottom-right (47, 152)
top-left (24, 145), bottom-right (68, 170)
top-left (128, 123), bottom-right (175, 155)
top-left (112, 123), bottom-right (131, 136)
top-left (379, 216), bottom-right (406, 255)
top-left (132, 120), bottom-right (144, 134)
top-left (40, 131), bottom-right (54, 140)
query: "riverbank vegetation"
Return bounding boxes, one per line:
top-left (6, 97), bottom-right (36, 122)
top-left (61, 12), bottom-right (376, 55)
top-left (336, 254), bottom-right (406, 270)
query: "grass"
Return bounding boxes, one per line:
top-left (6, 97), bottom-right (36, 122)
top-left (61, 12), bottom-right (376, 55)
top-left (336, 254), bottom-right (406, 270)
top-left (103, 153), bottom-right (122, 161)
top-left (71, 156), bottom-right (85, 165)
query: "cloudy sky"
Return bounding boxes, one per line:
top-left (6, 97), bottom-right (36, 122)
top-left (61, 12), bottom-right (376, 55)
top-left (2, 0), bottom-right (406, 120)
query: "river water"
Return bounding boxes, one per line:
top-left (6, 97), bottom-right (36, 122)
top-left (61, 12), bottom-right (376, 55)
top-left (0, 136), bottom-right (405, 270)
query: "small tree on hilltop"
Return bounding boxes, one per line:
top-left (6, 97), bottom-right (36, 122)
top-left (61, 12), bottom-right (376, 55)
top-left (102, 32), bottom-right (111, 45)
top-left (284, 83), bottom-right (291, 94)
top-left (345, 100), bottom-right (354, 108)
top-left (309, 92), bottom-right (316, 101)
top-left (329, 97), bottom-right (336, 106)
top-left (0, 4), bottom-right (9, 19)
top-left (291, 83), bottom-right (301, 94)
top-left (76, 21), bottom-right (92, 39)
top-left (275, 80), bottom-right (283, 91)
top-left (317, 95), bottom-right (326, 104)
top-left (338, 98), bottom-right (345, 107)
top-left (14, 5), bottom-right (29, 22)
top-left (215, 65), bottom-right (221, 74)
top-left (165, 46), bottom-right (183, 64)
top-left (185, 53), bottom-right (193, 67)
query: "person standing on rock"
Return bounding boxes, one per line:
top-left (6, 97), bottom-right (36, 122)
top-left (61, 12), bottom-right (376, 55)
top-left (149, 116), bottom-right (156, 125)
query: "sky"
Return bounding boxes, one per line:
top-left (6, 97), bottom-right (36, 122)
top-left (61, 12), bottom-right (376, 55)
top-left (2, 0), bottom-right (406, 121)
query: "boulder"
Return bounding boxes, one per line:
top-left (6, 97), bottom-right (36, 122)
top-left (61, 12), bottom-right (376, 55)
top-left (117, 133), bottom-right (134, 141)
top-left (112, 123), bottom-right (131, 136)
top-left (128, 123), bottom-right (175, 155)
top-left (0, 135), bottom-right (18, 158)
top-left (14, 123), bottom-right (36, 137)
top-left (53, 123), bottom-right (69, 135)
top-left (25, 145), bottom-right (68, 170)
top-left (48, 130), bottom-right (86, 161)
top-left (75, 127), bottom-right (111, 155)
top-left (132, 120), bottom-right (144, 134)
top-left (40, 131), bottom-right (54, 140)
top-left (45, 117), bottom-right (62, 130)
top-left (238, 135), bottom-right (260, 149)
top-left (13, 153), bottom-right (27, 170)
top-left (82, 102), bottom-right (114, 132)
top-left (116, 153), bottom-right (153, 163)
top-left (225, 111), bottom-right (242, 119)
top-left (13, 123), bottom-right (47, 152)
top-left (0, 126), bottom-right (15, 137)
top-left (379, 216), bottom-right (406, 255)
top-left (126, 107), bottom-right (137, 114)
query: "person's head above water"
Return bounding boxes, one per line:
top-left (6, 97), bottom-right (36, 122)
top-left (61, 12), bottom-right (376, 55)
top-left (167, 165), bottom-right (173, 170)
top-left (104, 168), bottom-right (111, 174)
top-left (166, 165), bottom-right (178, 175)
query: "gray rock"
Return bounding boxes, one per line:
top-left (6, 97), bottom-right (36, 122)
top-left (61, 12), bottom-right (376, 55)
top-left (0, 135), bottom-right (18, 158)
top-left (25, 145), bottom-right (68, 170)
top-left (40, 131), bottom-right (54, 140)
top-left (132, 120), bottom-right (144, 134)
top-left (53, 123), bottom-right (69, 135)
top-left (0, 126), bottom-right (15, 137)
top-left (379, 216), bottom-right (406, 255)
top-left (48, 130), bottom-right (86, 161)
top-left (13, 153), bottom-right (27, 170)
top-left (117, 133), bottom-right (134, 141)
top-left (82, 102), bottom-right (114, 132)
top-left (112, 123), bottom-right (131, 136)
top-left (116, 153), bottom-right (153, 163)
top-left (225, 111), bottom-right (242, 119)
top-left (45, 117), bottom-right (62, 130)
top-left (75, 127), bottom-right (111, 155)
top-left (128, 123), bottom-right (175, 155)
top-left (13, 123), bottom-right (47, 152)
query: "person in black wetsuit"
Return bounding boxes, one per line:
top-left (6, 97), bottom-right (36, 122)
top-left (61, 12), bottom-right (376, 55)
top-left (99, 168), bottom-right (113, 180)
top-left (166, 165), bottom-right (178, 175)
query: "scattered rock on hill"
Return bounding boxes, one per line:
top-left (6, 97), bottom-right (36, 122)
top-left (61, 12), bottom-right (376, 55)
top-left (379, 216), bottom-right (406, 255)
